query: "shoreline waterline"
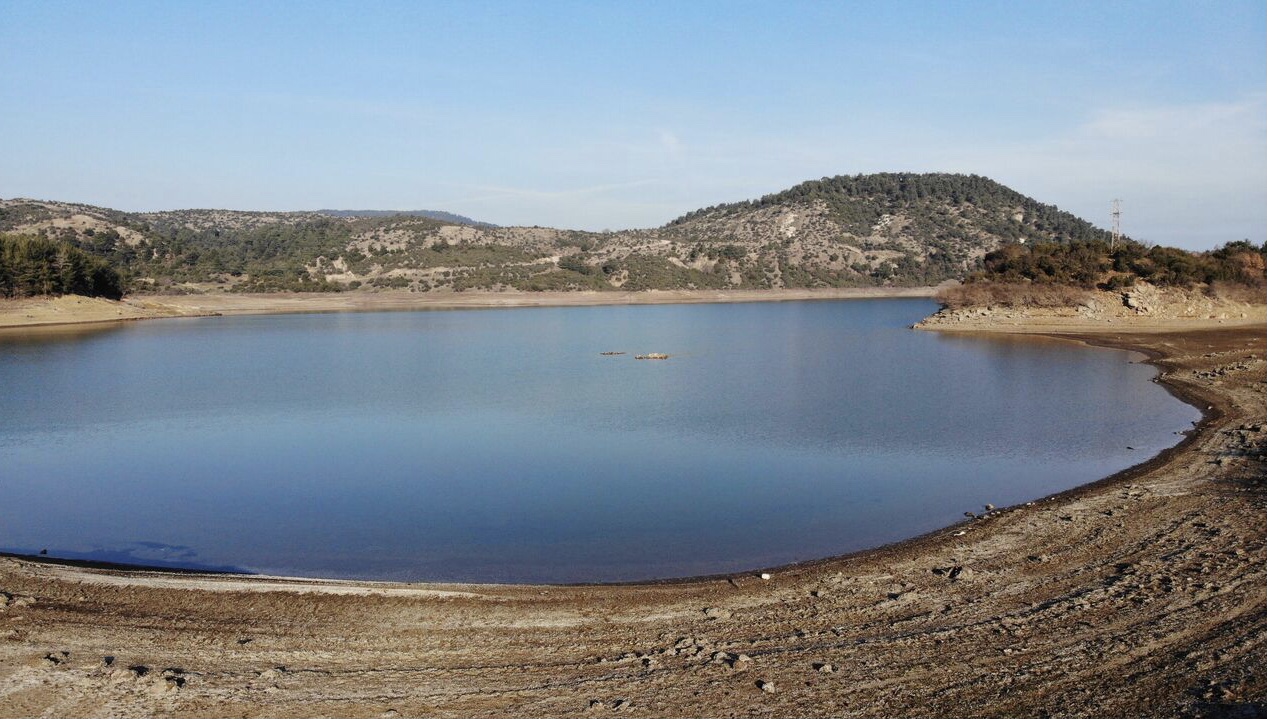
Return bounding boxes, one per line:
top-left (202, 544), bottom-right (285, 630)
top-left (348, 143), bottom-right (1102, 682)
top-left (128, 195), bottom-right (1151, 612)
top-left (0, 287), bottom-right (942, 330)
top-left (1, 314), bottom-right (1262, 717)
top-left (0, 309), bottom-right (1228, 590)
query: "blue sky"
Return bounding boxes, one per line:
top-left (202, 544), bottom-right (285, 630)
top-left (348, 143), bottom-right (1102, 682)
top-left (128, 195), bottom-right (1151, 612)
top-left (1, 1), bottom-right (1263, 250)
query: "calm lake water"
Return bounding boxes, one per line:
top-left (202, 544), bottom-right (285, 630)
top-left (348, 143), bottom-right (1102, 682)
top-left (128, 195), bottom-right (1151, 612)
top-left (0, 299), bottom-right (1198, 583)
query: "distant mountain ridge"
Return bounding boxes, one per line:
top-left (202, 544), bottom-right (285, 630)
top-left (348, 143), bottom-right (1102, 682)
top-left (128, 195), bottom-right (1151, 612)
top-left (0, 173), bottom-right (1119, 294)
top-left (317, 209), bottom-right (495, 227)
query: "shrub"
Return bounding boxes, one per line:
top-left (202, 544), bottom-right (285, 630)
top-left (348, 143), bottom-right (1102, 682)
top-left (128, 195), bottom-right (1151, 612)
top-left (936, 282), bottom-right (1092, 310)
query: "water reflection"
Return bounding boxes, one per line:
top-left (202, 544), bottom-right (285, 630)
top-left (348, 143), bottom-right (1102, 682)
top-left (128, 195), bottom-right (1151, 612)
top-left (0, 320), bottom-right (130, 345)
top-left (1, 541), bottom-right (250, 574)
top-left (0, 299), bottom-right (1199, 583)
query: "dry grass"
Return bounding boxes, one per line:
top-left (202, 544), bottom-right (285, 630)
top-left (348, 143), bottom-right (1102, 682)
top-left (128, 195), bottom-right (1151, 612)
top-left (1206, 280), bottom-right (1267, 304)
top-left (935, 281), bottom-right (1093, 310)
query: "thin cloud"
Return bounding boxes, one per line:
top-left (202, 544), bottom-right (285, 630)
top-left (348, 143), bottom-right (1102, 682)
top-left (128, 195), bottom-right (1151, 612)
top-left (445, 179), bottom-right (665, 204)
top-left (935, 93), bottom-right (1267, 249)
top-left (1081, 95), bottom-right (1265, 141)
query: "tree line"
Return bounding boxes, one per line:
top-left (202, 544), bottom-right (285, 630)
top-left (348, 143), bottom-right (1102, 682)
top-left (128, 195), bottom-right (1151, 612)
top-left (970, 239), bottom-right (1267, 290)
top-left (0, 233), bottom-right (126, 300)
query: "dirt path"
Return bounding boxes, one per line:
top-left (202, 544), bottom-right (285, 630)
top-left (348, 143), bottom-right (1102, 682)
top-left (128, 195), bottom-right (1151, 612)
top-left (1, 319), bottom-right (1263, 717)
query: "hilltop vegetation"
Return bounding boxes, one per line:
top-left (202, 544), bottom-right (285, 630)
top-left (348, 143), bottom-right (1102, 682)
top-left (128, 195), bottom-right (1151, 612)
top-left (671, 173), bottom-right (1106, 244)
top-left (973, 238), bottom-right (1266, 289)
top-left (937, 238), bottom-right (1266, 310)
top-left (942, 239), bottom-right (1267, 306)
top-left (2, 173), bottom-right (1259, 299)
top-left (318, 209), bottom-right (494, 226)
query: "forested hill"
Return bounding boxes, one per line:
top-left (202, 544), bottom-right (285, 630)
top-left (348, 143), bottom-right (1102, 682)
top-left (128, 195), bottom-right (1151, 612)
top-left (318, 209), bottom-right (494, 227)
top-left (671, 173), bottom-right (1106, 244)
top-left (1, 173), bottom-right (1140, 295)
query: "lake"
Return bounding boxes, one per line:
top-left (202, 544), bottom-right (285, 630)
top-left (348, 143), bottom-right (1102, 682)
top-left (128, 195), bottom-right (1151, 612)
top-left (0, 298), bottom-right (1199, 583)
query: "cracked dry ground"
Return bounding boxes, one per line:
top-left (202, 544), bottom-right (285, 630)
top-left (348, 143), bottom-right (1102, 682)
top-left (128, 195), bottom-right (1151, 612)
top-left (1, 326), bottom-right (1263, 718)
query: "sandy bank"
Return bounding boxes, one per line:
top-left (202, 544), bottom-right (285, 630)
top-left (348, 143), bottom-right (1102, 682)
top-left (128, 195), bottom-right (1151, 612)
top-left (0, 311), bottom-right (1263, 717)
top-left (914, 284), bottom-right (1266, 334)
top-left (0, 295), bottom-right (204, 328)
top-left (0, 287), bottom-right (938, 329)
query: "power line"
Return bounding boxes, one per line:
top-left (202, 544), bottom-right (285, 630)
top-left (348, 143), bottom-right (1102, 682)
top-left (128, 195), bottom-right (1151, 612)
top-left (1111, 199), bottom-right (1121, 251)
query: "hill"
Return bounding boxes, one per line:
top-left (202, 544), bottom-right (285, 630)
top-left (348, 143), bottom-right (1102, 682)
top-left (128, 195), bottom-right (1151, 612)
top-left (0, 174), bottom-right (1125, 294)
top-left (317, 209), bottom-right (494, 227)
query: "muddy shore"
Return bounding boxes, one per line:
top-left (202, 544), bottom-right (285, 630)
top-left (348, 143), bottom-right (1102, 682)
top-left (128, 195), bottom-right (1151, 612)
top-left (0, 299), bottom-right (1264, 717)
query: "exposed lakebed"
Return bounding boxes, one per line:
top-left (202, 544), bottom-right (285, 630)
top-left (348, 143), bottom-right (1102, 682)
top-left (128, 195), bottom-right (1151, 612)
top-left (0, 299), bottom-right (1199, 583)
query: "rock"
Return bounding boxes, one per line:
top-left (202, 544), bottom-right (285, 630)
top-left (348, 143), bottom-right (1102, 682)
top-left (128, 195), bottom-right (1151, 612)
top-left (147, 681), bottom-right (174, 697)
top-left (160, 668), bottom-right (187, 689)
top-left (814, 662), bottom-right (836, 673)
top-left (983, 503), bottom-right (995, 511)
top-left (935, 565), bottom-right (974, 581)
top-left (759, 573), bottom-right (772, 581)
top-left (703, 607), bottom-right (732, 620)
top-left (758, 679), bottom-right (776, 693)
top-left (1122, 284), bottom-right (1163, 314)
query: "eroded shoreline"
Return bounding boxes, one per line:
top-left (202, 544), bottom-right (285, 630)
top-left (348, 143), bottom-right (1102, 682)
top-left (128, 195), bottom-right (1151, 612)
top-left (1, 305), bottom-right (1264, 717)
